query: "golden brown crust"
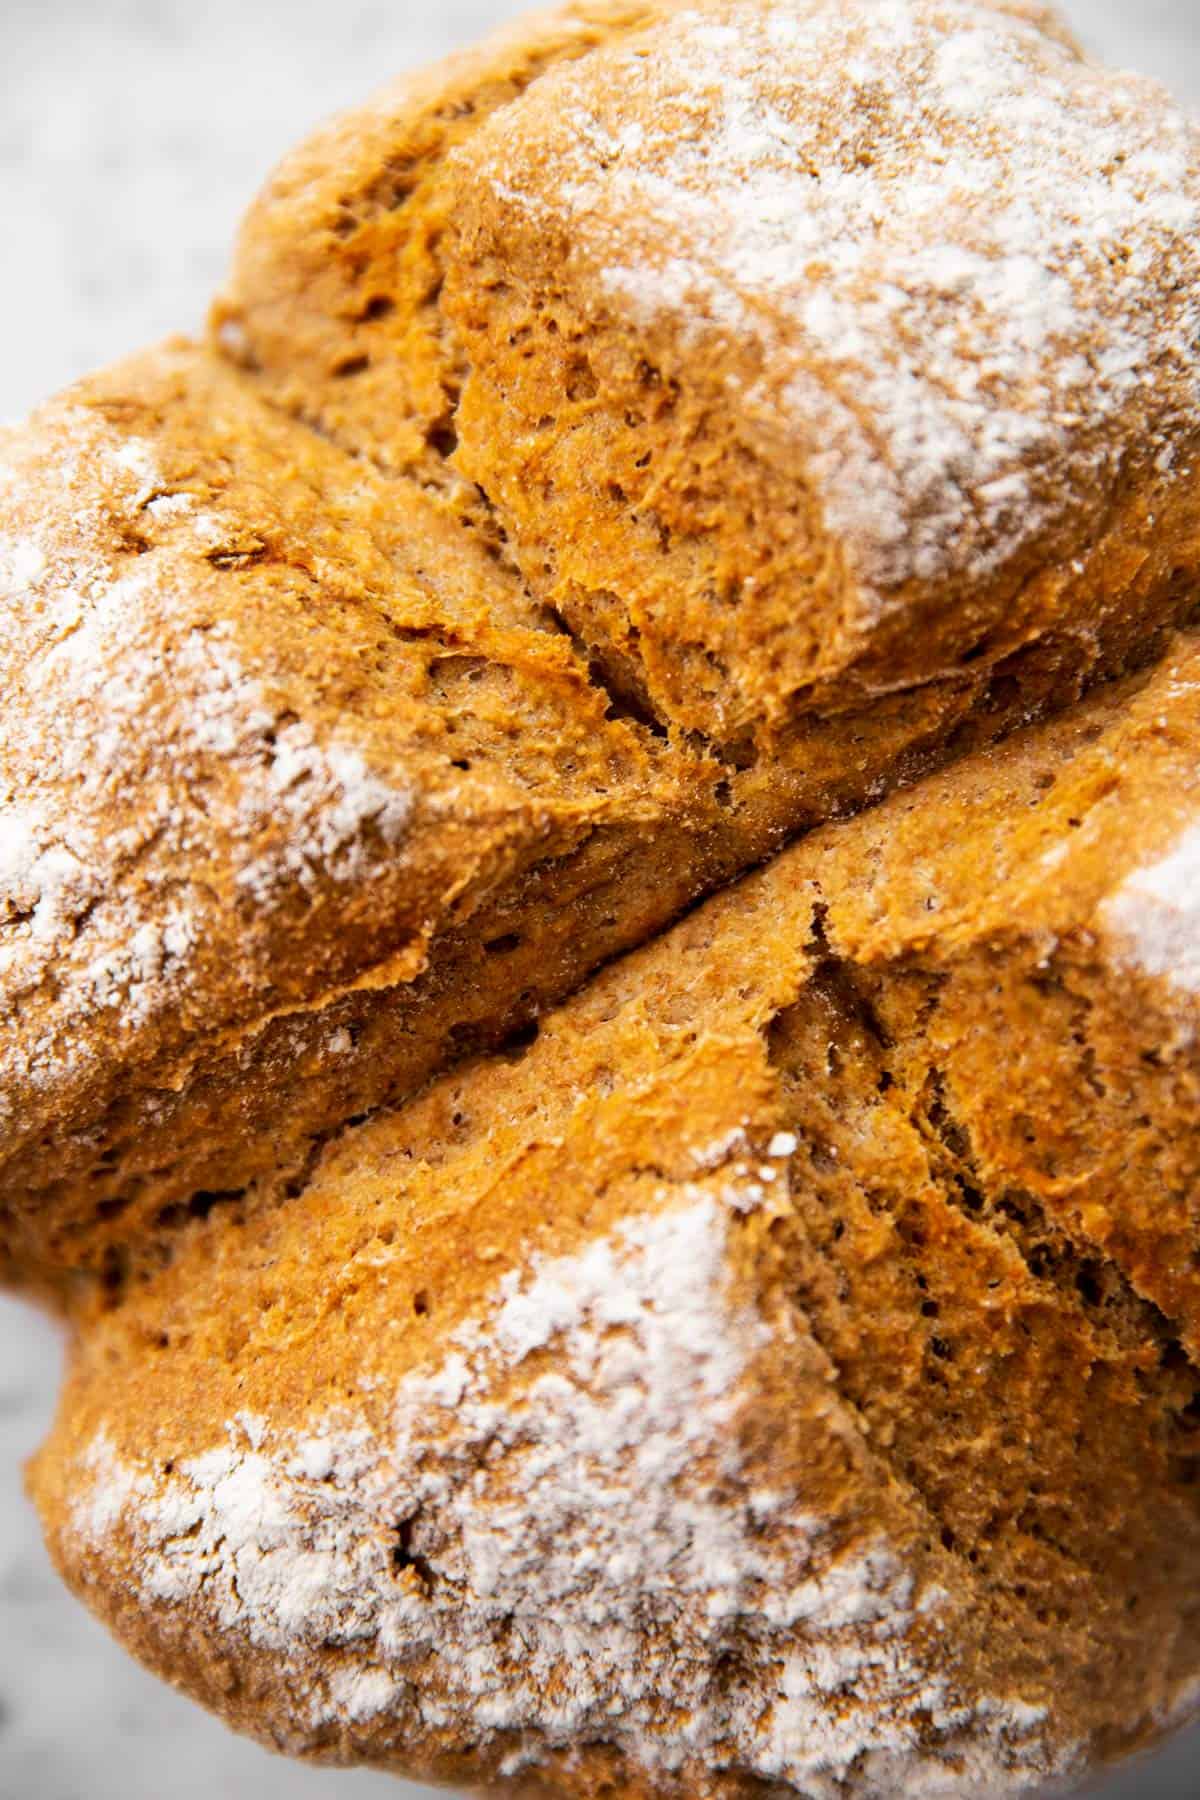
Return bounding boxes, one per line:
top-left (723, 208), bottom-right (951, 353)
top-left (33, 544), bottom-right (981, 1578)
top-left (212, 3), bottom-right (662, 468)
top-left (0, 339), bottom-right (687, 1286)
top-left (31, 636), bottom-right (1200, 1797)
top-left (219, 0), bottom-right (1200, 741)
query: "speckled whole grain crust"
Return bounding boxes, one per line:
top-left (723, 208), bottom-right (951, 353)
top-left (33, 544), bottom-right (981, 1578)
top-left (218, 0), bottom-right (1200, 742)
top-left (8, 0), bottom-right (1200, 1296)
top-left (31, 636), bottom-right (1200, 1797)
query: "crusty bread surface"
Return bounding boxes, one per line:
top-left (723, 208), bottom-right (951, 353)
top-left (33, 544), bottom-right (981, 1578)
top-left (7, 339), bottom-right (1170, 1294)
top-left (219, 0), bottom-right (1200, 739)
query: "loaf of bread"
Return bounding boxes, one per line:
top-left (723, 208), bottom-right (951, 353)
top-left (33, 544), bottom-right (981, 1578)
top-left (33, 632), bottom-right (1200, 1797)
top-left (7, 1), bottom-right (1200, 1795)
top-left (217, 0), bottom-right (1200, 740)
top-left (6, 0), bottom-right (1200, 1298)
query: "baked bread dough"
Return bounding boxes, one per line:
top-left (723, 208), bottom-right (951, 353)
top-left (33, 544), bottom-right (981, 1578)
top-left (7, 0), bottom-right (1200, 1296)
top-left (7, 1), bottom-right (1200, 1793)
top-left (33, 631), bottom-right (1200, 1797)
top-left (218, 0), bottom-right (1200, 741)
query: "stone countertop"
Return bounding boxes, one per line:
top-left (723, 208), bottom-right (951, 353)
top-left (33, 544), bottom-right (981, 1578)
top-left (1, 2), bottom-right (1198, 1796)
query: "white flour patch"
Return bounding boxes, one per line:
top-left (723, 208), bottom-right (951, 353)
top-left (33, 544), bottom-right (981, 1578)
top-left (74, 1194), bottom-right (1066, 1794)
top-left (73, 1431), bottom-right (152, 1542)
top-left (689, 1123), bottom-right (749, 1169)
top-left (1102, 824), bottom-right (1200, 996)
top-left (0, 536), bottom-right (46, 591)
top-left (235, 731), bottom-right (412, 903)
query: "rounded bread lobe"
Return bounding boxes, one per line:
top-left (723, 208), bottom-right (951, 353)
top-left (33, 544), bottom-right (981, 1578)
top-left (0, 340), bottom-right (695, 1284)
top-left (213, 1), bottom-right (664, 481)
top-left (222, 0), bottom-right (1200, 739)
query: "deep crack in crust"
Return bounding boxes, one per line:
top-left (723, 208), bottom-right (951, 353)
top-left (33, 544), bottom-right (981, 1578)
top-left (5, 367), bottom-right (1190, 1300)
top-left (31, 637), bottom-right (1200, 1797)
top-left (213, 1), bottom-right (664, 493)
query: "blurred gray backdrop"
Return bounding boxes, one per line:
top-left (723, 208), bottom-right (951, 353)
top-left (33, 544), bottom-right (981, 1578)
top-left (0, 2), bottom-right (1197, 1797)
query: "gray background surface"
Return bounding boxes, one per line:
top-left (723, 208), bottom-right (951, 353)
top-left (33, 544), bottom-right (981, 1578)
top-left (0, 2), bottom-right (1197, 1796)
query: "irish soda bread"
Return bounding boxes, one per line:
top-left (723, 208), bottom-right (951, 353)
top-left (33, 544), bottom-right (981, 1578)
top-left (33, 633), bottom-right (1200, 1797)
top-left (6, 0), bottom-right (1200, 1296)
top-left (5, 0), bottom-right (1200, 1795)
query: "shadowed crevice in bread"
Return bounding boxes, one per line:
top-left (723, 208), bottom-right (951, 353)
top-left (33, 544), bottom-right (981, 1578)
top-left (0, 368), bottom-right (1014, 1281)
top-left (6, 349), bottom-right (1191, 1297)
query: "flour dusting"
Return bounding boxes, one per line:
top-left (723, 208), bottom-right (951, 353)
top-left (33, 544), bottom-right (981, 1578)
top-left (0, 397), bottom-right (412, 1129)
top-left (73, 1193), bottom-right (1066, 1794)
top-left (1102, 824), bottom-right (1200, 996)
